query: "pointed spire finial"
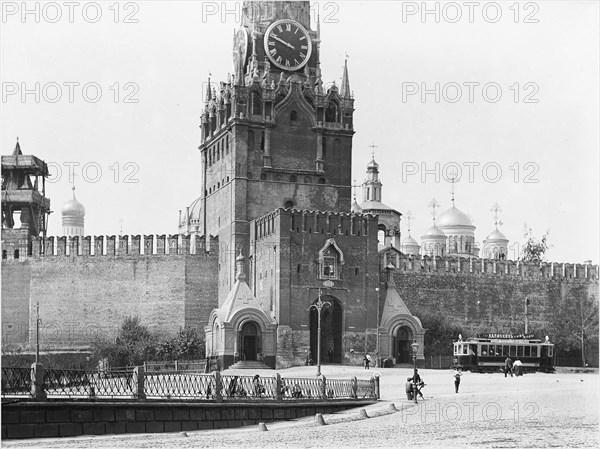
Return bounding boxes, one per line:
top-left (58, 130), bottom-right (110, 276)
top-left (368, 141), bottom-right (377, 159)
top-left (206, 74), bottom-right (212, 102)
top-left (340, 55), bottom-right (351, 99)
top-left (13, 137), bottom-right (22, 155)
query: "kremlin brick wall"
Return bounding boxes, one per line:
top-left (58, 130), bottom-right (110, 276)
top-left (1, 235), bottom-right (218, 350)
top-left (383, 251), bottom-right (599, 362)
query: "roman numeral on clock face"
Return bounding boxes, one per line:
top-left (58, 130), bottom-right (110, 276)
top-left (269, 48), bottom-right (277, 56)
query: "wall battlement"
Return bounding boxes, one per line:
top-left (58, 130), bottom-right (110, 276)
top-left (382, 251), bottom-right (599, 281)
top-left (253, 207), bottom-right (378, 241)
top-left (2, 234), bottom-right (219, 260)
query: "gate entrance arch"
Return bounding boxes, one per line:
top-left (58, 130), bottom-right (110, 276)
top-left (394, 325), bottom-right (414, 363)
top-left (240, 321), bottom-right (261, 361)
top-left (309, 295), bottom-right (343, 364)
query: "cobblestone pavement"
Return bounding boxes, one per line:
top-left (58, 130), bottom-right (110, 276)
top-left (4, 366), bottom-right (598, 448)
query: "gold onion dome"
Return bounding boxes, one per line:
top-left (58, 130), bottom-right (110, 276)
top-left (61, 186), bottom-right (85, 218)
top-left (436, 205), bottom-right (473, 227)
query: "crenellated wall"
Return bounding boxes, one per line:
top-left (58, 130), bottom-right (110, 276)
top-left (1, 235), bottom-right (219, 350)
top-left (380, 251), bottom-right (599, 281)
top-left (379, 250), bottom-right (599, 360)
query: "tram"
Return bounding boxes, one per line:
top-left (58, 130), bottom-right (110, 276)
top-left (453, 333), bottom-right (555, 373)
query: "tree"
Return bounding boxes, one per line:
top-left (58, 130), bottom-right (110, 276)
top-left (560, 287), bottom-right (599, 367)
top-left (156, 328), bottom-right (205, 361)
top-left (521, 225), bottom-right (551, 262)
top-left (91, 316), bottom-right (157, 367)
top-left (420, 315), bottom-right (463, 357)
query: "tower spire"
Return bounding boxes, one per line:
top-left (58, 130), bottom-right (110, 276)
top-left (13, 137), bottom-right (22, 156)
top-left (206, 74), bottom-right (212, 102)
top-left (340, 55), bottom-right (351, 99)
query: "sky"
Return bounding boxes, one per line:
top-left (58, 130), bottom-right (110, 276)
top-left (1, 1), bottom-right (598, 264)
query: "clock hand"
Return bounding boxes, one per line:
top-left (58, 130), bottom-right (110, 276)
top-left (271, 34), bottom-right (295, 50)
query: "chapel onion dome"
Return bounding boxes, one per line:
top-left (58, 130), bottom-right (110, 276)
top-left (485, 228), bottom-right (508, 241)
top-left (421, 224), bottom-right (445, 238)
top-left (61, 186), bottom-right (85, 218)
top-left (402, 234), bottom-right (419, 246)
top-left (351, 199), bottom-right (362, 213)
top-left (179, 196), bottom-right (203, 235)
top-left (401, 233), bottom-right (420, 256)
top-left (367, 157), bottom-right (379, 170)
top-left (436, 205), bottom-right (473, 228)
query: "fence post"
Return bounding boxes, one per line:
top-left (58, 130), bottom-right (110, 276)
top-left (275, 373), bottom-right (283, 401)
top-left (132, 366), bottom-right (146, 400)
top-left (319, 375), bottom-right (327, 399)
top-left (372, 373), bottom-right (380, 399)
top-left (214, 371), bottom-right (223, 402)
top-left (30, 362), bottom-right (47, 401)
top-left (175, 360), bottom-right (179, 372)
top-left (351, 376), bottom-right (358, 399)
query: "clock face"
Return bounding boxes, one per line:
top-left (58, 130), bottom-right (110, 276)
top-left (264, 19), bottom-right (312, 71)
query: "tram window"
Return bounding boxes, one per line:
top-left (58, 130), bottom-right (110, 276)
top-left (454, 345), bottom-right (458, 355)
top-left (482, 345), bottom-right (488, 356)
top-left (463, 345), bottom-right (468, 355)
top-left (524, 346), bottom-right (531, 357)
top-left (517, 346), bottom-right (524, 357)
top-left (488, 345), bottom-right (495, 356)
top-left (531, 346), bottom-right (538, 357)
top-left (503, 345), bottom-right (509, 356)
top-left (469, 345), bottom-right (476, 355)
top-left (510, 346), bottom-right (517, 357)
top-left (548, 346), bottom-right (553, 357)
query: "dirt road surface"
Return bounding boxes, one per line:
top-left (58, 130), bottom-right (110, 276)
top-left (4, 366), bottom-right (598, 448)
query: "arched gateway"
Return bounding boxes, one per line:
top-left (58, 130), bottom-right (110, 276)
top-left (309, 295), bottom-right (343, 364)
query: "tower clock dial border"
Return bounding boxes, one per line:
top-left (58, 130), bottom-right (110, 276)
top-left (263, 19), bottom-right (313, 71)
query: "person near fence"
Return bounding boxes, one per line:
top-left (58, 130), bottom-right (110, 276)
top-left (453, 367), bottom-right (462, 393)
top-left (504, 357), bottom-right (513, 377)
top-left (292, 383), bottom-right (303, 398)
top-left (253, 374), bottom-right (265, 396)
top-left (364, 353), bottom-right (371, 369)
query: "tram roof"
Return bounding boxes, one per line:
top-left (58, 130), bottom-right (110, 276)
top-left (454, 338), bottom-right (553, 345)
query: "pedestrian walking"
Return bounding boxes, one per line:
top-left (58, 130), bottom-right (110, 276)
top-left (364, 353), bottom-right (371, 369)
top-left (504, 357), bottom-right (513, 377)
top-left (405, 377), bottom-right (413, 400)
top-left (453, 367), bottom-right (462, 393)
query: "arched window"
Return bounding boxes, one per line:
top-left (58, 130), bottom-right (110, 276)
top-left (290, 175), bottom-right (297, 182)
top-left (284, 200), bottom-right (294, 209)
top-left (325, 101), bottom-right (338, 122)
top-left (14, 249), bottom-right (19, 259)
top-left (320, 245), bottom-right (341, 279)
top-left (260, 173), bottom-right (267, 180)
top-left (252, 92), bottom-right (262, 115)
top-left (248, 130), bottom-right (255, 151)
top-left (318, 178), bottom-right (326, 184)
top-left (2, 250), bottom-right (7, 260)
top-left (304, 176), bottom-right (312, 183)
top-left (290, 110), bottom-right (298, 123)
top-left (322, 137), bottom-right (327, 159)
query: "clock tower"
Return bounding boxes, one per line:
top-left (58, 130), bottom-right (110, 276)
top-left (185, 1), bottom-right (355, 303)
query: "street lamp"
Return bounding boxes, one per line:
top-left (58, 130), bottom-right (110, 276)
top-left (309, 289), bottom-right (331, 376)
top-left (375, 287), bottom-right (380, 368)
top-left (410, 339), bottom-right (419, 404)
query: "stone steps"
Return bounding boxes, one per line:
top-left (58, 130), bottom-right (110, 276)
top-left (229, 360), bottom-right (272, 370)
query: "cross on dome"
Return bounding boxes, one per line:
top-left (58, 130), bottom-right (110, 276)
top-left (428, 198), bottom-right (440, 222)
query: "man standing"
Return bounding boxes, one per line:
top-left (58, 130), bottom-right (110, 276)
top-left (453, 367), bottom-right (462, 393)
top-left (405, 377), bottom-right (413, 400)
top-left (504, 357), bottom-right (513, 377)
